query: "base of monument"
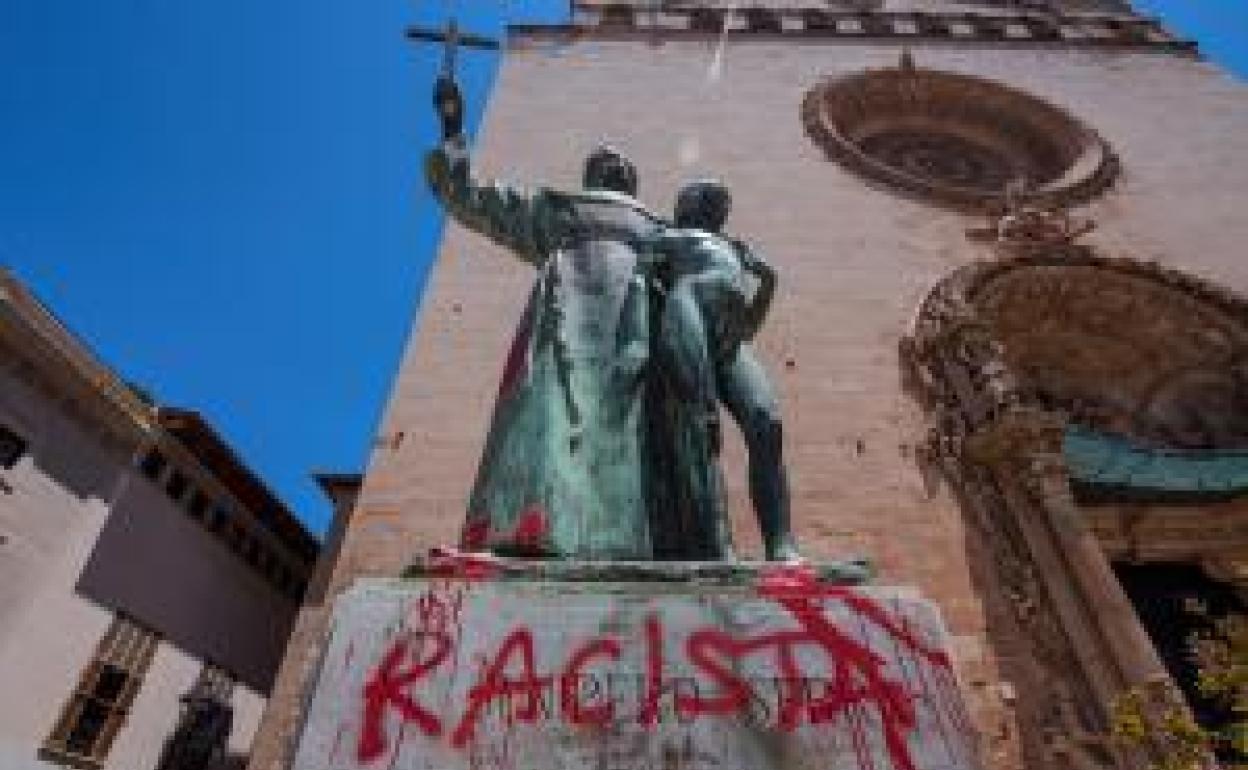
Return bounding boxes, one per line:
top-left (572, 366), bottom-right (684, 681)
top-left (404, 550), bottom-right (875, 584)
top-left (290, 563), bottom-right (983, 770)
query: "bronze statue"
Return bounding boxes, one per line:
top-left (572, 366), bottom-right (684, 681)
top-left (427, 73), bottom-right (667, 559)
top-left (651, 180), bottom-right (800, 561)
top-left (426, 57), bottom-right (799, 561)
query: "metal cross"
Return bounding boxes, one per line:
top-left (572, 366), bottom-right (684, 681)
top-left (405, 18), bottom-right (500, 79)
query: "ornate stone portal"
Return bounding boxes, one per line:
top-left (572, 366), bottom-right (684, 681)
top-left (901, 243), bottom-right (1248, 770)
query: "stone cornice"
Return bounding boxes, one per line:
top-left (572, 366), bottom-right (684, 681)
top-left (0, 268), bottom-right (155, 445)
top-left (508, 5), bottom-right (1196, 54)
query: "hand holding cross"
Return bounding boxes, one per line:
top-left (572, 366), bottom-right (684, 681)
top-left (405, 19), bottom-right (499, 141)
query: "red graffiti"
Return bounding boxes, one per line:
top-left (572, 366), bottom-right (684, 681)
top-left (755, 570), bottom-right (949, 668)
top-left (451, 629), bottom-right (550, 747)
top-left (560, 637), bottom-right (622, 726)
top-left (357, 631), bottom-right (452, 763)
top-left (751, 571), bottom-right (955, 770)
top-left (413, 585), bottom-right (464, 636)
top-left (769, 593), bottom-right (919, 770)
top-left (355, 586), bottom-right (967, 770)
top-left (638, 613), bottom-right (664, 727)
top-left (677, 629), bottom-right (754, 716)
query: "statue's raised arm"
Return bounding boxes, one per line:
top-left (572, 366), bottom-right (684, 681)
top-left (424, 75), bottom-right (549, 267)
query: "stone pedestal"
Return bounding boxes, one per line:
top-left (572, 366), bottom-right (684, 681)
top-left (290, 559), bottom-right (981, 770)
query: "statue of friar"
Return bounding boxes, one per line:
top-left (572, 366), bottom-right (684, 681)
top-left (426, 74), bottom-right (670, 559)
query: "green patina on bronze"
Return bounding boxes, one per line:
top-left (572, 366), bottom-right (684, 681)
top-left (424, 65), bottom-right (799, 562)
top-left (416, 20), bottom-right (801, 562)
top-left (428, 140), bottom-right (670, 559)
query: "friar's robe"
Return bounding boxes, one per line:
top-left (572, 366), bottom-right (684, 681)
top-left (427, 141), bottom-right (670, 559)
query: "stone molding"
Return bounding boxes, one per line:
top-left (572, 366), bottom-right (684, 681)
top-left (510, 4), bottom-right (1196, 54)
top-left (0, 269), bottom-right (155, 449)
top-left (404, 553), bottom-right (875, 583)
top-left (801, 65), bottom-right (1119, 211)
top-left (1087, 502), bottom-right (1248, 594)
top-left (906, 249), bottom-right (1248, 428)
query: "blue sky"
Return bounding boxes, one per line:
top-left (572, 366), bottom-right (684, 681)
top-left (0, 1), bottom-right (1243, 538)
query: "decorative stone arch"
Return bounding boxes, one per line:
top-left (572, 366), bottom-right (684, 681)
top-left (901, 245), bottom-right (1248, 769)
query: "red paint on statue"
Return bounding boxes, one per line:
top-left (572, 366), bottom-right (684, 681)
top-left (497, 315), bottom-right (533, 401)
top-left (511, 504), bottom-right (549, 550)
top-left (460, 518), bottom-right (489, 550)
top-left (426, 547), bottom-right (503, 580)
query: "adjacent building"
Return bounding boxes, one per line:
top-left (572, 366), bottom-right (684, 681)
top-left (0, 268), bottom-right (319, 770)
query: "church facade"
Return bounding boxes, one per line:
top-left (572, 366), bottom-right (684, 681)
top-left (253, 2), bottom-right (1248, 769)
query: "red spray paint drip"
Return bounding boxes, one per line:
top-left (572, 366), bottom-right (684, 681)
top-left (511, 504), bottom-right (549, 550)
top-left (497, 313), bottom-right (533, 401)
top-left (459, 518), bottom-right (490, 550)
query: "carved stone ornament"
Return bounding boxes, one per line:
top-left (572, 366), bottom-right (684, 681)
top-left (965, 195), bottom-right (1097, 252)
top-left (802, 61), bottom-right (1119, 211)
top-left (901, 248), bottom-right (1248, 770)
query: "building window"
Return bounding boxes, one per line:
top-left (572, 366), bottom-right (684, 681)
top-left (207, 505), bottom-right (230, 533)
top-left (0, 423), bottom-right (29, 469)
top-left (243, 538), bottom-right (261, 568)
top-left (186, 491), bottom-right (210, 520)
top-left (274, 565), bottom-right (291, 593)
top-left (137, 449), bottom-right (166, 482)
top-left (42, 615), bottom-right (159, 769)
top-left (165, 471), bottom-right (190, 503)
